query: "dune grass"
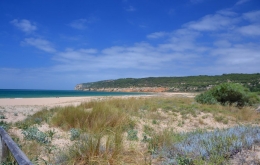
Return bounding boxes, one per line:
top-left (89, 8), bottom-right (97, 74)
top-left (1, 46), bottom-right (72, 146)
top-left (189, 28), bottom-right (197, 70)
top-left (56, 130), bottom-right (124, 164)
top-left (5, 96), bottom-right (260, 164)
top-left (51, 101), bottom-right (133, 133)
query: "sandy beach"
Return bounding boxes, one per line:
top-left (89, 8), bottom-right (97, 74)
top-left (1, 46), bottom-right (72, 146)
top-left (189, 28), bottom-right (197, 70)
top-left (0, 97), bottom-right (99, 106)
top-left (0, 96), bottom-right (106, 123)
top-left (0, 93), bottom-right (196, 123)
top-left (0, 95), bottom-right (146, 123)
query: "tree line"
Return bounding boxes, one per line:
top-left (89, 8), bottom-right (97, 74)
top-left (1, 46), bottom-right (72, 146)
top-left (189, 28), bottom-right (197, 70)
top-left (80, 73), bottom-right (260, 92)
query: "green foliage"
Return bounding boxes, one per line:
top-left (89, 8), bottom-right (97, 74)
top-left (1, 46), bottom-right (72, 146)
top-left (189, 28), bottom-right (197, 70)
top-left (70, 128), bottom-right (80, 141)
top-left (0, 120), bottom-right (10, 130)
top-left (157, 126), bottom-right (260, 165)
top-left (176, 156), bottom-right (193, 165)
top-left (22, 126), bottom-right (50, 144)
top-left (195, 83), bottom-right (260, 106)
top-left (46, 129), bottom-right (56, 140)
top-left (194, 91), bottom-right (217, 104)
top-left (80, 73), bottom-right (260, 92)
top-left (143, 125), bottom-right (154, 136)
top-left (0, 115), bottom-right (6, 119)
top-left (127, 129), bottom-right (138, 141)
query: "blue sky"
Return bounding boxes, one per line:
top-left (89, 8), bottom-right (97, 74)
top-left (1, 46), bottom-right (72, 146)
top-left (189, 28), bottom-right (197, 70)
top-left (0, 0), bottom-right (260, 89)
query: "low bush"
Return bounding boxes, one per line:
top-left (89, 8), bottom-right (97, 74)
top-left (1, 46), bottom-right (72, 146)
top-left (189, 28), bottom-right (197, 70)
top-left (195, 83), bottom-right (260, 106)
top-left (0, 120), bottom-right (10, 130)
top-left (22, 126), bottom-right (50, 144)
top-left (70, 128), bottom-right (80, 141)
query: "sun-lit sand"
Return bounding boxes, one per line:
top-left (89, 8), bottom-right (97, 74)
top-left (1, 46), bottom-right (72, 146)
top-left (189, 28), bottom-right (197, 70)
top-left (0, 97), bottom-right (96, 123)
top-left (0, 93), bottom-right (196, 123)
top-left (0, 97), bottom-right (98, 106)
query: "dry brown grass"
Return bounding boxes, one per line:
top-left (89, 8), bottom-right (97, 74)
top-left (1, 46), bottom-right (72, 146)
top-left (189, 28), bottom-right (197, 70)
top-left (7, 96), bottom-right (260, 164)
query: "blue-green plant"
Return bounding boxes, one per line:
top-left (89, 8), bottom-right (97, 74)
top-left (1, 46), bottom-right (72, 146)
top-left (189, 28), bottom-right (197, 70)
top-left (70, 128), bottom-right (80, 141)
top-left (156, 125), bottom-right (260, 164)
top-left (0, 115), bottom-right (6, 119)
top-left (0, 120), bottom-right (10, 130)
top-left (22, 126), bottom-right (50, 144)
top-left (127, 129), bottom-right (138, 141)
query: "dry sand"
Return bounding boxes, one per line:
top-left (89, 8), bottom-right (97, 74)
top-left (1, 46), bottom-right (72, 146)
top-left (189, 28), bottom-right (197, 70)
top-left (0, 97), bottom-right (98, 106)
top-left (0, 93), bottom-right (195, 123)
top-left (0, 96), bottom-right (105, 123)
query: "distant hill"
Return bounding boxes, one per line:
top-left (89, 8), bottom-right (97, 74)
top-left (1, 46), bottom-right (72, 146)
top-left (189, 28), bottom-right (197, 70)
top-left (75, 73), bottom-right (260, 92)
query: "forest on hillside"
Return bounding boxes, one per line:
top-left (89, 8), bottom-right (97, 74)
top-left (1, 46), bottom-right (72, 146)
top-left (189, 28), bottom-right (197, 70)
top-left (79, 73), bottom-right (260, 92)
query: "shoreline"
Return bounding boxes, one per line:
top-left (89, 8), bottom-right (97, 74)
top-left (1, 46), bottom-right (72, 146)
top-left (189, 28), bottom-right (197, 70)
top-left (0, 93), bottom-right (196, 123)
top-left (0, 96), bottom-right (100, 106)
top-left (0, 92), bottom-right (197, 106)
top-left (0, 95), bottom-right (151, 123)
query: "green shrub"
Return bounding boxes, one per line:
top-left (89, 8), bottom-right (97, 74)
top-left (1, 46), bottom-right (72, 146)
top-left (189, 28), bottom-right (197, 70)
top-left (70, 128), bottom-right (80, 141)
top-left (127, 129), bottom-right (138, 141)
top-left (0, 121), bottom-right (10, 130)
top-left (22, 126), bottom-right (50, 144)
top-left (195, 83), bottom-right (260, 106)
top-left (194, 91), bottom-right (217, 104)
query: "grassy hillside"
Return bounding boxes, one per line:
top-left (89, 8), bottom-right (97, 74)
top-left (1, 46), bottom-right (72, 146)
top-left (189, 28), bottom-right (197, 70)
top-left (78, 73), bottom-right (260, 92)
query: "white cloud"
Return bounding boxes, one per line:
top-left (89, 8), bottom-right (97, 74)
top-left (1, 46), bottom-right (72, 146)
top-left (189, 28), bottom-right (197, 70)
top-left (51, 37), bottom-right (203, 74)
top-left (147, 32), bottom-right (168, 39)
top-left (10, 19), bottom-right (37, 33)
top-left (69, 19), bottom-right (88, 30)
top-left (23, 38), bottom-right (56, 53)
top-left (56, 48), bottom-right (97, 61)
top-left (212, 44), bottom-right (260, 66)
top-left (237, 24), bottom-right (260, 36)
top-left (217, 10), bottom-right (238, 16)
top-left (214, 40), bottom-right (232, 48)
top-left (235, 0), bottom-right (251, 5)
top-left (185, 13), bottom-right (236, 31)
top-left (243, 10), bottom-right (260, 22)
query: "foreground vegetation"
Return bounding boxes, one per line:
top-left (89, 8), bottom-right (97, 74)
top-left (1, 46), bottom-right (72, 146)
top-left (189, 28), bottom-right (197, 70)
top-left (1, 95), bottom-right (260, 164)
top-left (79, 73), bottom-right (260, 92)
top-left (195, 83), bottom-right (260, 106)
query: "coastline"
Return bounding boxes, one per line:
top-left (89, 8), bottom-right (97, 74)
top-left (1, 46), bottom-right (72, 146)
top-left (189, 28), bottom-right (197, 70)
top-left (0, 95), bottom-right (150, 123)
top-left (0, 96), bottom-right (99, 106)
top-left (0, 93), bottom-right (196, 123)
top-left (0, 92), bottom-right (196, 106)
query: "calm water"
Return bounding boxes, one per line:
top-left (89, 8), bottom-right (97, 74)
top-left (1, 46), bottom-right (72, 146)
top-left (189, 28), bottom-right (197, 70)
top-left (0, 89), bottom-right (147, 98)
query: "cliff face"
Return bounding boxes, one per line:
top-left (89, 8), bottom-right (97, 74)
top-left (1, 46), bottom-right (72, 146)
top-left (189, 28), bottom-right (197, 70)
top-left (75, 84), bottom-right (84, 90)
top-left (74, 83), bottom-right (210, 92)
top-left (79, 87), bottom-right (170, 92)
top-left (75, 74), bottom-right (260, 92)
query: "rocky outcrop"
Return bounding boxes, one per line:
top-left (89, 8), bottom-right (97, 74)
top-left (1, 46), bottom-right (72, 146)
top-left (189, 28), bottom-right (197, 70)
top-left (74, 83), bottom-right (216, 92)
top-left (80, 87), bottom-right (171, 92)
top-left (75, 84), bottom-right (84, 90)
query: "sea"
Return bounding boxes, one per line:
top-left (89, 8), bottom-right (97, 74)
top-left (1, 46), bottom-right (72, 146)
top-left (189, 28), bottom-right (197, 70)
top-left (0, 89), bottom-right (147, 98)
